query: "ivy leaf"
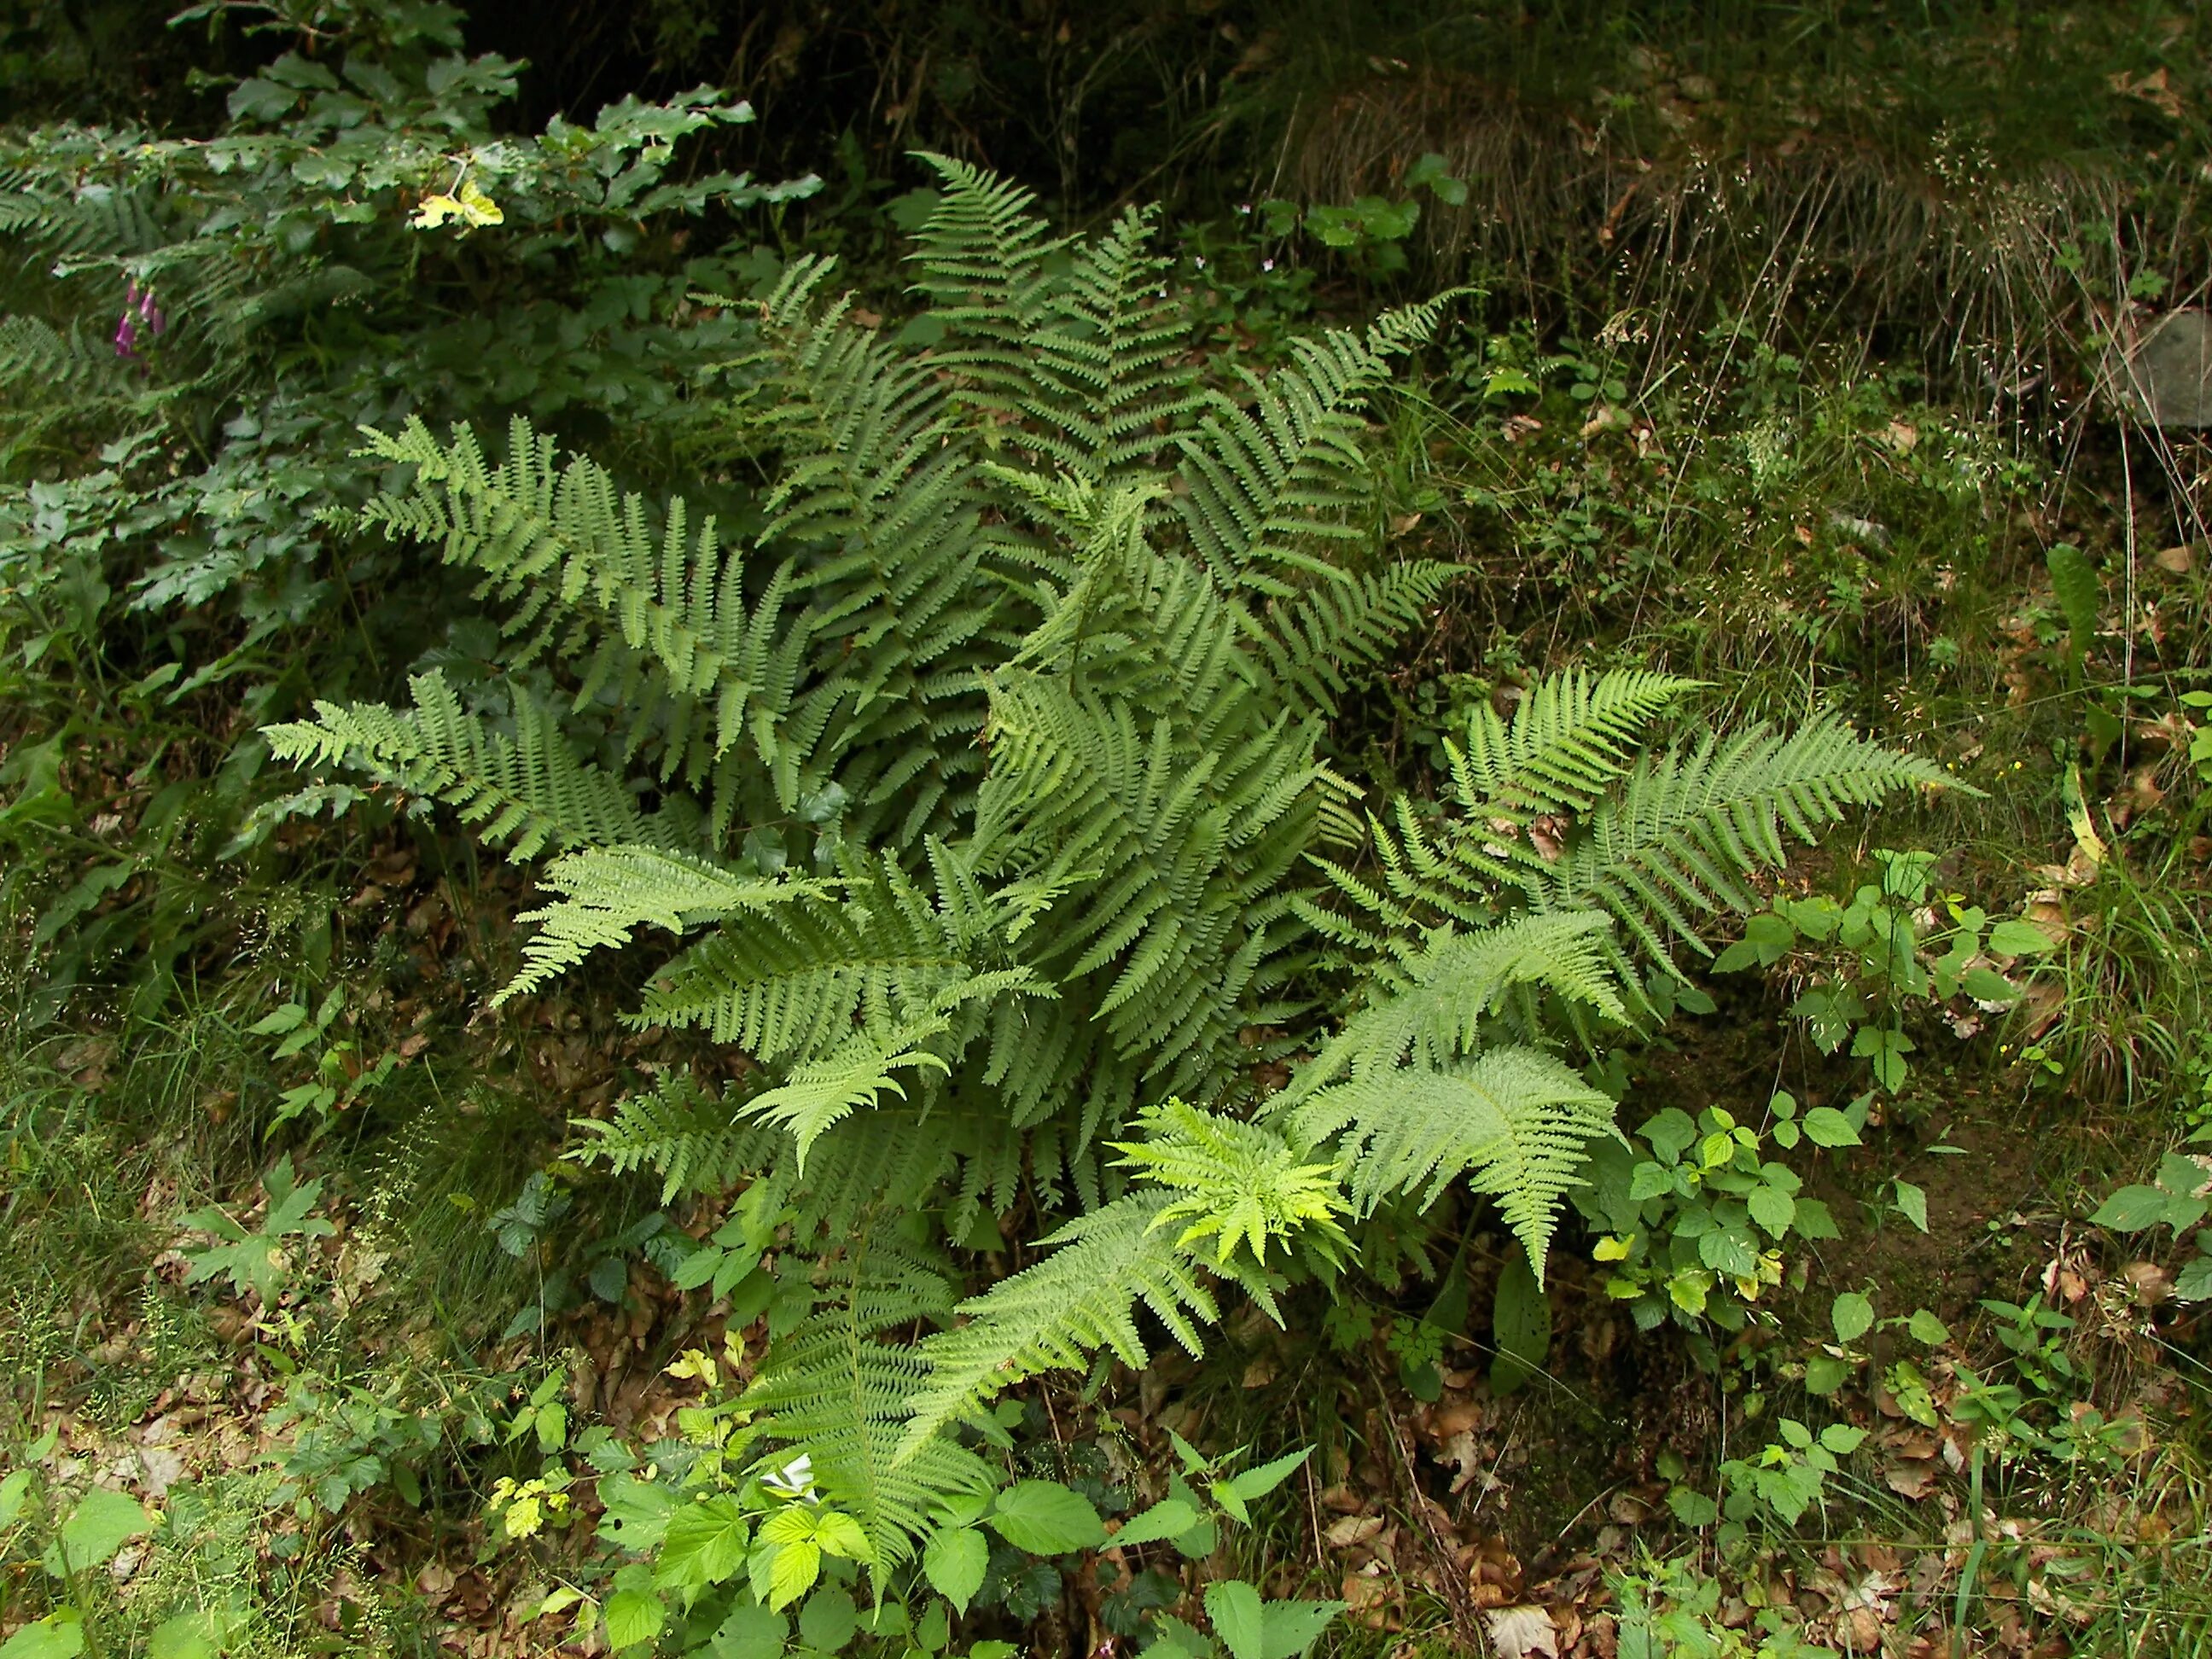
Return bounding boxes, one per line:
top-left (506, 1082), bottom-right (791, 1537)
top-left (923, 1525), bottom-right (988, 1613)
top-left (987, 1481), bottom-right (1104, 1555)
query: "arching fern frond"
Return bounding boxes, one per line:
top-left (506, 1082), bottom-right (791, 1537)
top-left (1174, 294), bottom-right (1461, 591)
top-left (1289, 1050), bottom-right (1616, 1278)
top-left (264, 672), bottom-right (667, 862)
top-left (742, 1233), bottom-right (996, 1580)
top-left (1455, 668), bottom-right (1703, 818)
top-left (897, 1191), bottom-right (1218, 1462)
top-left (1285, 912), bottom-right (1626, 1103)
top-left (905, 154), bottom-right (1066, 390)
top-left (1527, 716), bottom-right (1957, 963)
top-left (501, 846), bottom-right (824, 1001)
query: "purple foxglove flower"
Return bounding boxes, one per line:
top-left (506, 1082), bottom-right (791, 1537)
top-left (114, 310), bottom-right (139, 358)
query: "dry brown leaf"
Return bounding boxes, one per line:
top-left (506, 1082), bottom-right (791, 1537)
top-left (1484, 1604), bottom-right (1560, 1659)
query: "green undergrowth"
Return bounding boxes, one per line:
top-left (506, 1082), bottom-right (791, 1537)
top-left (4, 3), bottom-right (2212, 1659)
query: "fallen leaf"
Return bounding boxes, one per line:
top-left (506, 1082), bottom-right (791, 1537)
top-left (1484, 1604), bottom-right (1559, 1659)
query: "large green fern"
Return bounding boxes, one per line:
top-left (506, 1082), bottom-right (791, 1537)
top-left (271, 163), bottom-right (1956, 1539)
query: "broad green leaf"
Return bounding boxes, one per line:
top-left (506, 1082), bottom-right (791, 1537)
top-left (1892, 1179), bottom-right (1930, 1233)
top-left (1986, 919), bottom-right (2053, 958)
top-left (1226, 1447), bottom-right (1313, 1502)
top-left (923, 1525), bottom-right (988, 1612)
top-left (2093, 1185), bottom-right (2175, 1231)
top-left (655, 1496), bottom-right (750, 1592)
top-left (1906, 1309), bottom-right (1951, 1346)
top-left (1205, 1580), bottom-right (1267, 1659)
top-left (798, 1588), bottom-right (857, 1651)
top-left (1819, 1424), bottom-right (1868, 1454)
top-left (1489, 1253), bottom-right (1550, 1396)
top-left (987, 1481), bottom-right (1104, 1555)
top-left (1110, 1499), bottom-right (1199, 1548)
top-left (711, 1604), bottom-right (787, 1659)
top-left (812, 1509), bottom-right (872, 1562)
top-left (147, 1611), bottom-right (227, 1659)
top-left (59, 1487), bottom-right (149, 1573)
top-left (0, 1612), bottom-right (84, 1659)
top-left (1831, 1293), bottom-right (1875, 1344)
top-left (1257, 1598), bottom-right (1346, 1659)
top-left (1746, 1184), bottom-right (1796, 1238)
top-left (1798, 1107), bottom-right (1860, 1148)
top-left (0, 1469), bottom-right (30, 1529)
top-left (765, 1539), bottom-right (821, 1610)
top-left (603, 1589), bottom-right (665, 1650)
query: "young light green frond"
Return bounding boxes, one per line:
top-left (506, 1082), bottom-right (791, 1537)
top-left (1110, 1098), bottom-right (1350, 1270)
top-left (500, 847), bottom-right (824, 1003)
top-left (742, 1236), bottom-right (997, 1579)
top-left (264, 672), bottom-right (661, 863)
top-left (1526, 715), bottom-right (1959, 962)
top-left (896, 1191), bottom-right (1219, 1462)
top-left (1290, 1049), bottom-right (1616, 1278)
top-left (1453, 668), bottom-right (1703, 818)
top-left (1286, 912), bottom-right (1625, 1103)
top-left (735, 1015), bottom-right (953, 1167)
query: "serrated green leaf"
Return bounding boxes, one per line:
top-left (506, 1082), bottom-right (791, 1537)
top-left (923, 1526), bottom-right (987, 1612)
top-left (1205, 1580), bottom-right (1266, 1659)
top-left (1831, 1293), bottom-right (1875, 1344)
top-left (987, 1481), bottom-right (1103, 1555)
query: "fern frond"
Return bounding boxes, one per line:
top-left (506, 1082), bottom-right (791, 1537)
top-left (1454, 668), bottom-right (1703, 818)
top-left (1528, 716), bottom-right (1957, 962)
top-left (501, 846), bottom-right (824, 1002)
top-left (1174, 294), bottom-right (1461, 591)
top-left (1255, 561), bottom-right (1457, 719)
top-left (897, 1191), bottom-right (1218, 1461)
top-left (1290, 1050), bottom-right (1616, 1278)
top-left (1110, 1098), bottom-right (1350, 1270)
top-left (1016, 202), bottom-right (1200, 482)
top-left (735, 1015), bottom-right (952, 1166)
top-left (742, 1233), bottom-right (996, 1579)
top-left (571, 1074), bottom-right (783, 1202)
top-left (263, 672), bottom-right (666, 862)
top-left (905, 154), bottom-right (1067, 387)
top-left (1287, 912), bottom-right (1626, 1103)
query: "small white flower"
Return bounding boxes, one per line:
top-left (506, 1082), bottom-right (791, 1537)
top-left (762, 1452), bottom-right (816, 1501)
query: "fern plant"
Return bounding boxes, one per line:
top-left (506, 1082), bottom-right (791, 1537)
top-left (269, 160), bottom-right (1954, 1602)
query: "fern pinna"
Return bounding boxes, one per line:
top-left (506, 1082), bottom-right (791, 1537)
top-left (269, 160), bottom-right (1953, 1580)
